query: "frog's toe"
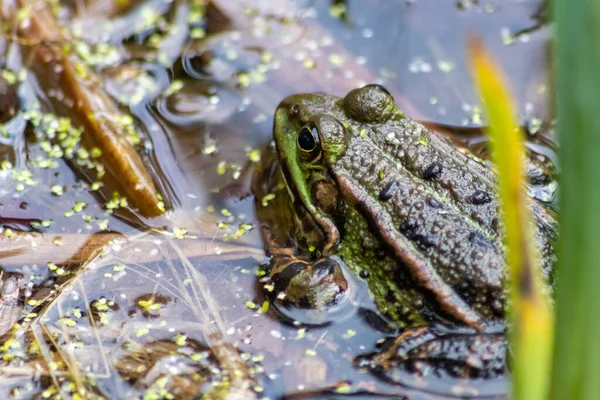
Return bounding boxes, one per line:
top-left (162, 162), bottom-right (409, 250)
top-left (356, 327), bottom-right (508, 397)
top-left (400, 332), bottom-right (507, 380)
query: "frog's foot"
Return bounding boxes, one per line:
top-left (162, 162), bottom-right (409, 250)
top-left (356, 327), bottom-right (507, 397)
top-left (263, 254), bottom-right (357, 326)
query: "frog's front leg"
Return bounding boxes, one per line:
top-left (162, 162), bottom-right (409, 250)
top-left (356, 327), bottom-right (507, 395)
top-left (262, 249), bottom-right (357, 325)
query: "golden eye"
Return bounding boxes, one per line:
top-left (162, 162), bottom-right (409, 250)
top-left (298, 125), bottom-right (317, 151)
top-left (297, 124), bottom-right (322, 163)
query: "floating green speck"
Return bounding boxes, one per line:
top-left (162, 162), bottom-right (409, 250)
top-left (336, 385), bottom-right (352, 394)
top-left (50, 184), bottom-right (63, 196)
top-left (190, 27), bottom-right (206, 39)
top-left (217, 221), bottom-right (228, 229)
top-left (258, 301), bottom-right (270, 314)
top-left (329, 3), bottom-right (347, 19)
top-left (173, 227), bottom-right (187, 239)
top-left (328, 53), bottom-right (345, 67)
top-left (438, 60), bottom-right (455, 73)
top-left (247, 148), bottom-right (261, 163)
top-left (302, 58), bottom-right (316, 69)
top-left (237, 72), bottom-right (251, 87)
top-left (261, 193), bottom-right (276, 207)
top-left (73, 201), bottom-right (87, 213)
top-left (203, 143), bottom-right (217, 155)
top-left (261, 51), bottom-right (274, 64)
top-left (60, 317), bottom-right (77, 327)
top-left (343, 329), bottom-right (356, 339)
top-left (1, 69), bottom-right (16, 84)
top-left (136, 328), bottom-right (150, 337)
top-left (174, 333), bottom-right (187, 346)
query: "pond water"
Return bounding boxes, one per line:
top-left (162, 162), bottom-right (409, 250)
top-left (0, 0), bottom-right (554, 398)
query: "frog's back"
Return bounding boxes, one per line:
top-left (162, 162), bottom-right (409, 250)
top-left (272, 85), bottom-right (557, 327)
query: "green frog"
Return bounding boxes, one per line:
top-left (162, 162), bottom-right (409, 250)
top-left (255, 84), bottom-right (557, 386)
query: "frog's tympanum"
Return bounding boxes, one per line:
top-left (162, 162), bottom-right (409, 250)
top-left (255, 85), bottom-right (557, 390)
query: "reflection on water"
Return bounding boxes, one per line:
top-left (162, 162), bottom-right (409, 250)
top-left (0, 0), bottom-right (550, 398)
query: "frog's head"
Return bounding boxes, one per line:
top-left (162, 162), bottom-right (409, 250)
top-left (273, 84), bottom-right (401, 254)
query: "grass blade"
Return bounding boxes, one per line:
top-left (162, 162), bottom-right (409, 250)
top-left (551, 1), bottom-right (600, 398)
top-left (469, 38), bottom-right (553, 400)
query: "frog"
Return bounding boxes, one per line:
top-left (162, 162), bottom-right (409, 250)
top-left (254, 84), bottom-right (557, 388)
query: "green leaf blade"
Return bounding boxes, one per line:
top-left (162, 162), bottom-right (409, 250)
top-left (470, 38), bottom-right (553, 400)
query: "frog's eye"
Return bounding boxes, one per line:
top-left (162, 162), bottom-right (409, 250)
top-left (364, 83), bottom-right (393, 98)
top-left (298, 125), bottom-right (317, 151)
top-left (297, 124), bottom-right (322, 163)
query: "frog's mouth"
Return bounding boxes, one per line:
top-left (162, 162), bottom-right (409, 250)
top-left (278, 160), bottom-right (340, 255)
top-left (274, 106), bottom-right (340, 255)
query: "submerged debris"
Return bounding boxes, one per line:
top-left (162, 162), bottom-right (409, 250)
top-left (2, 0), bottom-right (166, 217)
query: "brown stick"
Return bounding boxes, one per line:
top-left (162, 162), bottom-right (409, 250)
top-left (78, 0), bottom-right (145, 19)
top-left (2, 0), bottom-right (165, 217)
